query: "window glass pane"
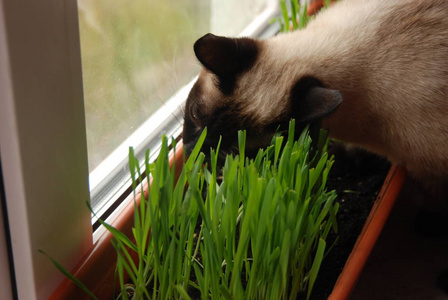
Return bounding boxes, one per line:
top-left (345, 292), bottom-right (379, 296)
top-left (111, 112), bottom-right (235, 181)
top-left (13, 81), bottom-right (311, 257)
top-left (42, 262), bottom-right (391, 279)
top-left (78, 0), bottom-right (267, 171)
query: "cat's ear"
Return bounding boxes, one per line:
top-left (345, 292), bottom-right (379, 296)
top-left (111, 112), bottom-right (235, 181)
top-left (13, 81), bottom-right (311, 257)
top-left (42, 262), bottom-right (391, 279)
top-left (194, 33), bottom-right (258, 78)
top-left (291, 77), bottom-right (343, 123)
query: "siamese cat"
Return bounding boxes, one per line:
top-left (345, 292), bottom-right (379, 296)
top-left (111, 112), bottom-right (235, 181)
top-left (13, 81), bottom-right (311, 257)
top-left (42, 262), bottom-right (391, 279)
top-left (182, 0), bottom-right (448, 196)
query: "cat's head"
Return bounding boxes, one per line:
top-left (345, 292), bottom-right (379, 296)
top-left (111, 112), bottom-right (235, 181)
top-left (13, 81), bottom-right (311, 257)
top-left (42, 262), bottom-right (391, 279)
top-left (182, 33), bottom-right (342, 158)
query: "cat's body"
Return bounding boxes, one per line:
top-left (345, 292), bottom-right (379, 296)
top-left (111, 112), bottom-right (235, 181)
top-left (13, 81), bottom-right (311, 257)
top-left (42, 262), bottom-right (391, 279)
top-left (183, 0), bottom-right (448, 196)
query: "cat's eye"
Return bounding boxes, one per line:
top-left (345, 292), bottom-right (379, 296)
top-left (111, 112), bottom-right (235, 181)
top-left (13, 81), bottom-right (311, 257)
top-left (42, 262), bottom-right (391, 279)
top-left (188, 101), bottom-right (204, 126)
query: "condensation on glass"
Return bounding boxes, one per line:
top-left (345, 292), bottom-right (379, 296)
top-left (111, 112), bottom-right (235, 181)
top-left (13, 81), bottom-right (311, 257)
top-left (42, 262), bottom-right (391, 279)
top-left (77, 0), bottom-right (266, 171)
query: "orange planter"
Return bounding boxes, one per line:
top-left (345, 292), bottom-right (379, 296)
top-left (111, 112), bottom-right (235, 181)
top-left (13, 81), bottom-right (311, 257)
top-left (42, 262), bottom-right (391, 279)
top-left (50, 142), bottom-right (406, 299)
top-left (328, 165), bottom-right (407, 299)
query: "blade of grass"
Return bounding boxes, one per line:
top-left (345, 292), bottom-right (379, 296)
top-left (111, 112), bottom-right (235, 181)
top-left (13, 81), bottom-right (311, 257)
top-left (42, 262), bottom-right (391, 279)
top-left (306, 238), bottom-right (327, 300)
top-left (39, 250), bottom-right (99, 300)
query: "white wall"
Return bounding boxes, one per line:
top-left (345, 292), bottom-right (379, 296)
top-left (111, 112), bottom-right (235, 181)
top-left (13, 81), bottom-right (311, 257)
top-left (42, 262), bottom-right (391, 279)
top-left (0, 0), bottom-right (92, 299)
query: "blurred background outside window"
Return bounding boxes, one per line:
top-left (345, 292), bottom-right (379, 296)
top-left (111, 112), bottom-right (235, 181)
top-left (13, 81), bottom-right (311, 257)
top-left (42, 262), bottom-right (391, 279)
top-left (78, 0), bottom-right (267, 171)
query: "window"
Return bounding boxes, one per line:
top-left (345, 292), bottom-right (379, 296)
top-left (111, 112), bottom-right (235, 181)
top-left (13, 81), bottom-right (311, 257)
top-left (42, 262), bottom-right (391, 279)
top-left (0, 0), bottom-right (279, 298)
top-left (81, 0), bottom-right (281, 228)
top-left (80, 0), bottom-right (268, 170)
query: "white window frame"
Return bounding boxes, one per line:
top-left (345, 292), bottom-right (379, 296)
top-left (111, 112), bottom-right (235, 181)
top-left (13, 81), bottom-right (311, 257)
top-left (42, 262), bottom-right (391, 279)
top-left (0, 0), bottom-right (280, 299)
top-left (0, 0), bottom-right (91, 299)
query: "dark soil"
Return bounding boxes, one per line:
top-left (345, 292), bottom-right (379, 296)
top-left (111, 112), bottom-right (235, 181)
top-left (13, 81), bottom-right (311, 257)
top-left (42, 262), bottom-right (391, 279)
top-left (310, 142), bottom-right (390, 299)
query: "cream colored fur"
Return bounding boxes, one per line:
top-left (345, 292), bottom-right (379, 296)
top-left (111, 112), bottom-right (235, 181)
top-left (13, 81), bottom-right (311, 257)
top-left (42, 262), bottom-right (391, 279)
top-left (193, 0), bottom-right (448, 194)
top-left (243, 0), bottom-right (448, 191)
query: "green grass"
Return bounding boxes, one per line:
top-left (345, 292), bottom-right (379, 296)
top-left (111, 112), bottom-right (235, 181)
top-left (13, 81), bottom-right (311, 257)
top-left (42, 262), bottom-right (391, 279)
top-left (110, 119), bottom-right (338, 299)
top-left (43, 120), bottom-right (338, 300)
top-left (276, 0), bottom-right (310, 32)
top-left (275, 0), bottom-right (333, 32)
